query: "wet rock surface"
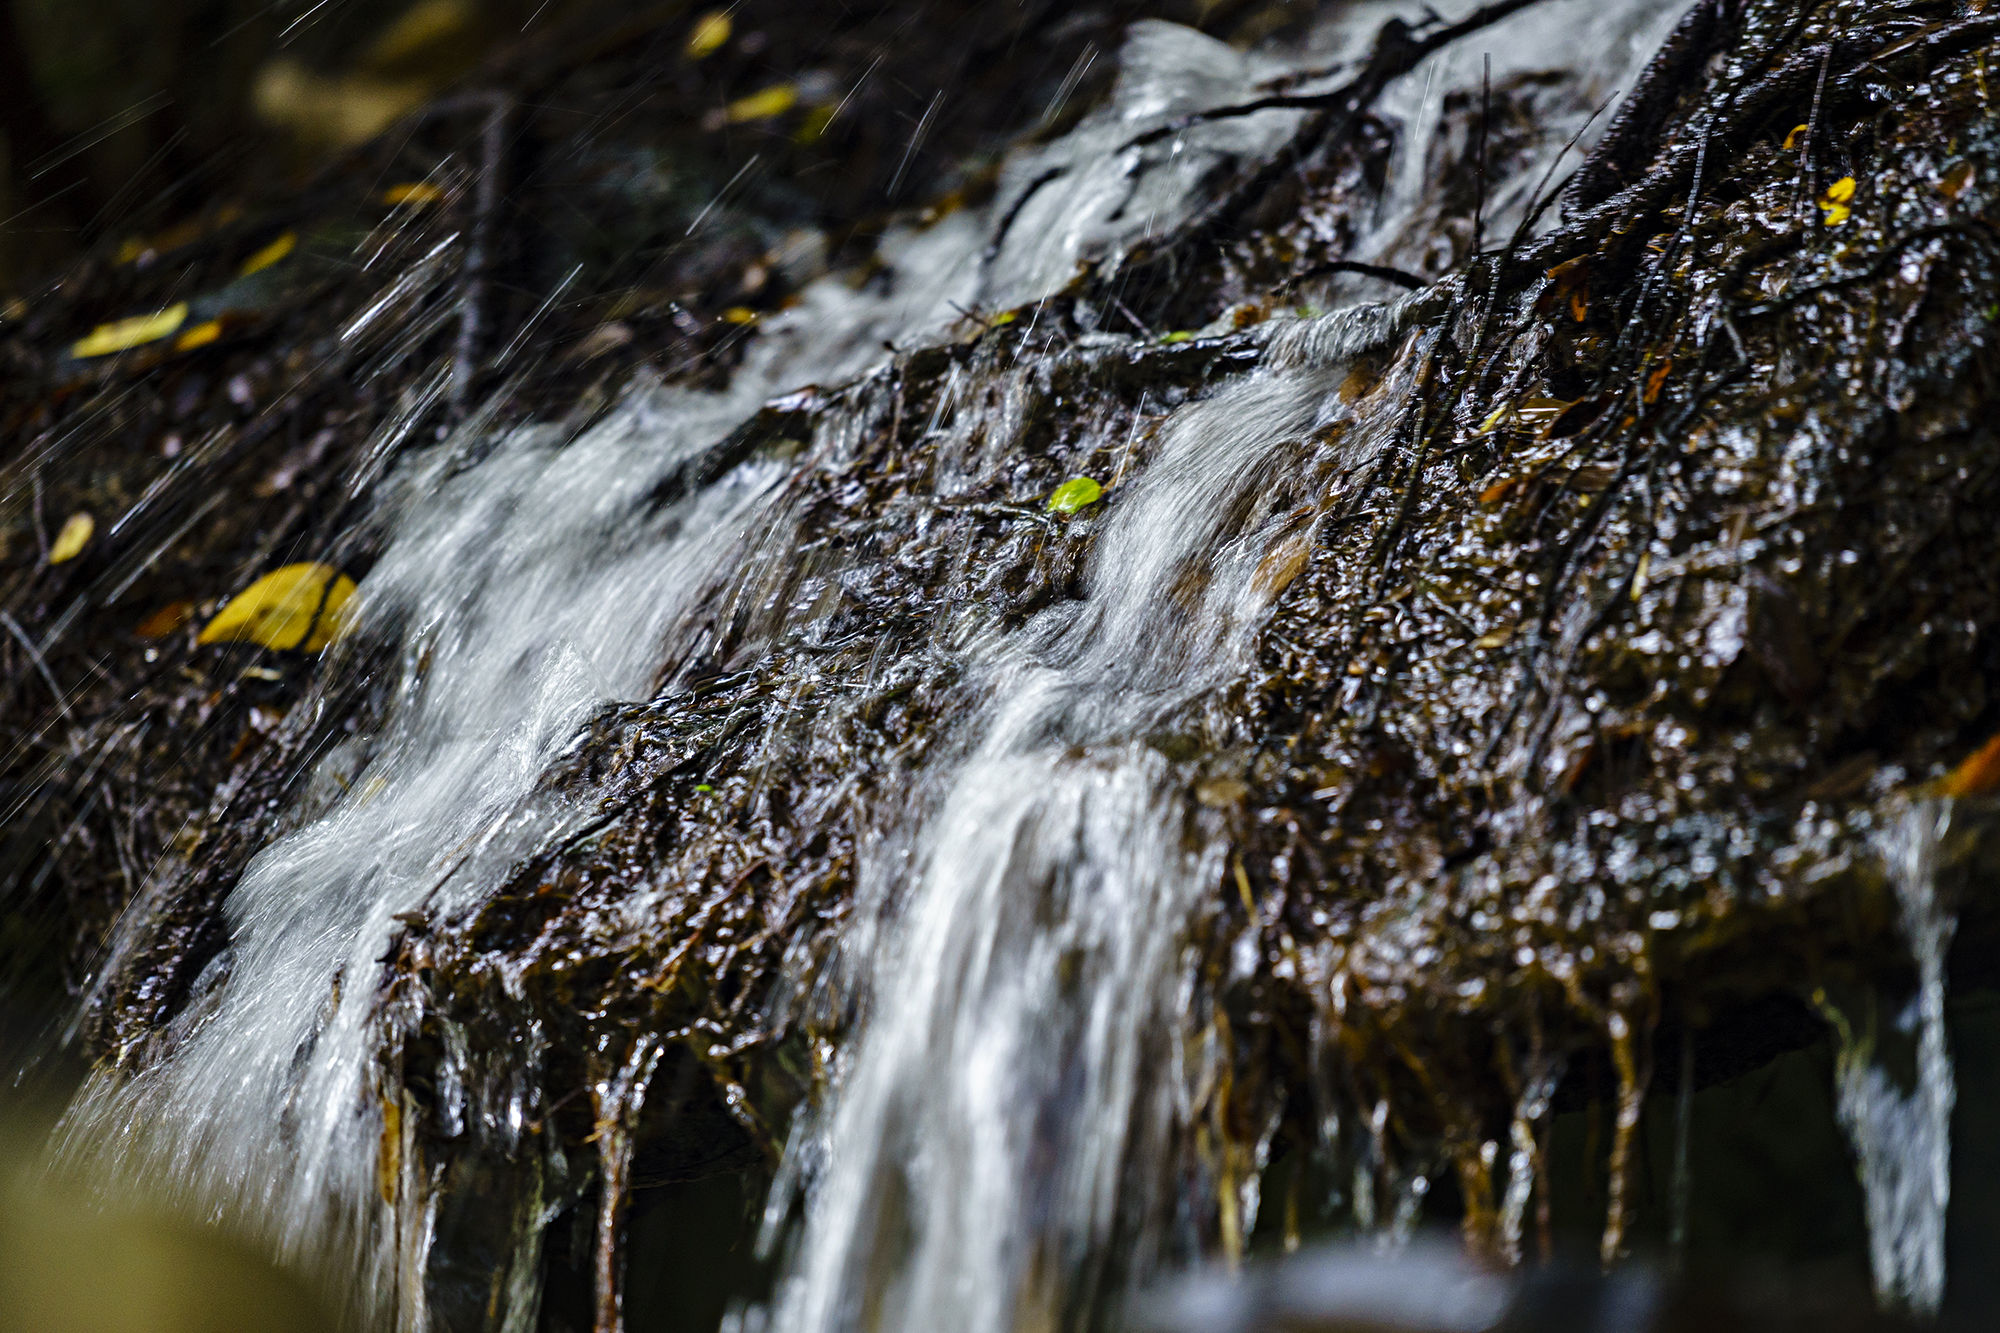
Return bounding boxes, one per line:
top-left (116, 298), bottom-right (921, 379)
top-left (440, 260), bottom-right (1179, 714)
top-left (7, 0), bottom-right (2000, 1328)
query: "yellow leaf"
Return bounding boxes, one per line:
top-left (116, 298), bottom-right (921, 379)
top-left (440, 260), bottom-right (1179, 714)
top-left (363, 0), bottom-right (472, 71)
top-left (72, 303), bottom-right (189, 358)
top-left (49, 512), bottom-right (93, 564)
top-left (794, 104), bottom-right (836, 144)
top-left (240, 231), bottom-right (297, 277)
top-left (381, 181), bottom-right (445, 206)
top-left (175, 320), bottom-right (224, 351)
top-left (1819, 176), bottom-right (1856, 226)
top-left (686, 10), bottom-right (731, 58)
top-left (726, 83), bottom-right (798, 123)
top-left (721, 306), bottom-right (759, 324)
top-left (253, 60), bottom-right (428, 148)
top-left (198, 562), bottom-right (357, 652)
top-left (1782, 123), bottom-right (1808, 152)
top-left (1941, 732), bottom-right (2000, 799)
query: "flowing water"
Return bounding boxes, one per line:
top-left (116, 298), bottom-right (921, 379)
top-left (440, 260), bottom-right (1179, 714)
top-left (51, 2), bottom-right (1773, 1329)
top-left (1828, 800), bottom-right (1959, 1317)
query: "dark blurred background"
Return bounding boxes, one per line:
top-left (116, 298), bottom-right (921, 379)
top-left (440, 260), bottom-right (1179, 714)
top-left (0, 0), bottom-right (541, 283)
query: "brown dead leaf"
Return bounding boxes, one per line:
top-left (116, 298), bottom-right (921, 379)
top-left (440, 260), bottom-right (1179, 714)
top-left (135, 601), bottom-right (195, 638)
top-left (1644, 359), bottom-right (1672, 404)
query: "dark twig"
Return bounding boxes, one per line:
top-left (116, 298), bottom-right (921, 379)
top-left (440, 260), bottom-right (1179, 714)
top-left (451, 92), bottom-right (512, 418)
top-left (1472, 52), bottom-right (1491, 255)
top-left (1278, 260), bottom-right (1432, 294)
top-left (1117, 0), bottom-right (1547, 154)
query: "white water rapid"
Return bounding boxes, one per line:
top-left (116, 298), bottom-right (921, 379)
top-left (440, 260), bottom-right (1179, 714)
top-left (56, 2), bottom-right (1696, 1330)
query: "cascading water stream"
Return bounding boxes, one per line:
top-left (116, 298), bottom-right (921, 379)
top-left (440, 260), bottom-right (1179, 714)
top-left (1826, 799), bottom-right (1959, 1317)
top-left (755, 321), bottom-right (1432, 1333)
top-left (55, 15), bottom-right (1329, 1319)
top-left (52, 2), bottom-right (1698, 1328)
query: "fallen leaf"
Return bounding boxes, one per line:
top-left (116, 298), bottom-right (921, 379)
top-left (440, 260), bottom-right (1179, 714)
top-left (175, 320), bottom-right (224, 351)
top-left (254, 59), bottom-right (429, 148)
top-left (363, 0), bottom-right (472, 72)
top-left (1644, 359), bottom-right (1672, 404)
top-left (135, 600), bottom-right (195, 638)
top-left (1478, 478), bottom-right (1516, 506)
top-left (686, 10), bottom-right (731, 58)
top-left (1940, 160), bottom-right (1977, 202)
top-left (198, 562), bottom-right (357, 652)
top-left (1941, 732), bottom-right (2000, 799)
top-left (1782, 123), bottom-right (1809, 152)
top-left (726, 83), bottom-right (799, 123)
top-left (1542, 254), bottom-right (1589, 321)
top-left (382, 181), bottom-right (446, 206)
top-left (72, 303), bottom-right (189, 358)
top-left (1819, 176), bottom-right (1856, 226)
top-left (721, 306), bottom-right (759, 324)
top-left (1252, 535), bottom-right (1312, 598)
top-left (1047, 477), bottom-right (1104, 516)
top-left (240, 231), bottom-right (296, 277)
top-left (49, 512), bottom-right (93, 563)
top-left (794, 104), bottom-right (837, 144)
top-left (1475, 627), bottom-right (1512, 650)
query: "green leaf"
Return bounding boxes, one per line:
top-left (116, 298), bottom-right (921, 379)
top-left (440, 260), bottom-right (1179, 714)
top-left (1046, 477), bottom-right (1104, 516)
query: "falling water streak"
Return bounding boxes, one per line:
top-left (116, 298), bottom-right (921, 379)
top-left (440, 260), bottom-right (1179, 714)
top-left (1831, 799), bottom-right (1958, 1317)
top-left (54, 16), bottom-right (1331, 1326)
top-left (1498, 1056), bottom-right (1562, 1266)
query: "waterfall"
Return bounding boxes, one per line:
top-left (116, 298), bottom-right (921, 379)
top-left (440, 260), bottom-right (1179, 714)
top-left (52, 1), bottom-right (1693, 1327)
top-left (754, 318), bottom-right (1432, 1333)
top-left (1828, 799), bottom-right (1959, 1317)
